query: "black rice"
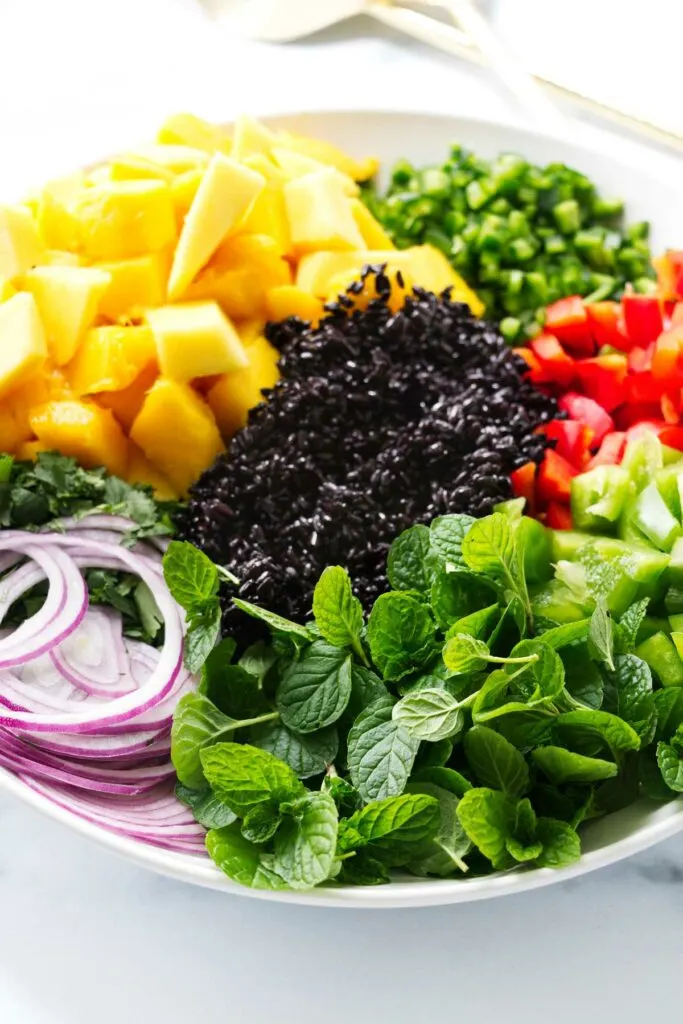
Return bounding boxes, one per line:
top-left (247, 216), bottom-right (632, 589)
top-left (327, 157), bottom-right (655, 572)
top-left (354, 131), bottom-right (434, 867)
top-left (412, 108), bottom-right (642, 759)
top-left (179, 270), bottom-right (557, 639)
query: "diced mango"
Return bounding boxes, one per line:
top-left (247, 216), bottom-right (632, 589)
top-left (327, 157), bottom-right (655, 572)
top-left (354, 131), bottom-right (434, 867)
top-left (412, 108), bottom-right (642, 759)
top-left (96, 362), bottom-right (158, 431)
top-left (186, 234), bottom-right (291, 321)
top-left (30, 400), bottom-right (128, 477)
top-left (238, 180), bottom-right (291, 257)
top-left (72, 180), bottom-right (177, 261)
top-left (157, 114), bottom-right (231, 154)
top-left (278, 130), bottom-right (378, 182)
top-left (37, 250), bottom-right (83, 268)
top-left (236, 319), bottom-right (267, 346)
top-left (109, 155), bottom-right (176, 184)
top-left (23, 265), bottom-right (112, 365)
top-left (95, 254), bottom-right (168, 320)
top-left (272, 147), bottom-right (358, 197)
top-left (295, 251), bottom-right (391, 295)
top-left (36, 173), bottom-right (88, 250)
top-left (145, 301), bottom-right (248, 381)
top-left (403, 245), bottom-right (484, 315)
top-left (265, 285), bottom-right (324, 324)
top-left (130, 378), bottom-right (224, 495)
top-left (168, 154), bottom-right (265, 300)
top-left (0, 293), bottom-right (48, 399)
top-left (10, 364), bottom-right (73, 423)
top-left (325, 267), bottom-right (414, 313)
top-left (127, 443), bottom-right (178, 500)
top-left (0, 277), bottom-right (16, 302)
top-left (0, 404), bottom-right (31, 452)
top-left (88, 165), bottom-right (113, 185)
top-left (231, 116), bottom-right (278, 162)
top-left (67, 324), bottom-right (156, 395)
top-left (132, 144), bottom-right (210, 174)
top-left (350, 199), bottom-right (395, 250)
top-left (207, 335), bottom-right (280, 439)
top-left (171, 169), bottom-right (204, 229)
top-left (284, 171), bottom-right (365, 254)
top-left (0, 205), bottom-right (44, 280)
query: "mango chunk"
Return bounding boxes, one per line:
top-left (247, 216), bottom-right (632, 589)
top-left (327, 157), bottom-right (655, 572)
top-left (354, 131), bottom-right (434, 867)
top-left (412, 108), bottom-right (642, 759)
top-left (404, 245), bottom-right (484, 316)
top-left (284, 170), bottom-right (365, 254)
top-left (96, 362), bottom-right (158, 431)
top-left (265, 285), bottom-right (324, 324)
top-left (349, 199), bottom-right (395, 250)
top-left (133, 144), bottom-right (209, 174)
top-left (95, 254), bottom-right (168, 320)
top-left (157, 114), bottom-right (231, 154)
top-left (146, 301), bottom-right (248, 381)
top-left (130, 378), bottom-right (224, 494)
top-left (30, 400), bottom-right (128, 477)
top-left (67, 324), bottom-right (156, 395)
top-left (36, 172), bottom-right (88, 251)
top-left (207, 335), bottom-right (280, 439)
top-left (37, 250), bottom-right (83, 268)
top-left (0, 293), bottom-right (48, 399)
top-left (239, 182), bottom-right (291, 257)
top-left (127, 443), bottom-right (178, 501)
top-left (0, 404), bottom-right (31, 452)
top-left (72, 180), bottom-right (177, 261)
top-left (278, 130), bottom-right (378, 182)
top-left (23, 265), bottom-right (112, 365)
top-left (168, 154), bottom-right (265, 300)
top-left (231, 116), bottom-right (278, 162)
top-left (0, 205), bottom-right (44, 280)
top-left (171, 169), bottom-right (204, 229)
top-left (109, 155), bottom-right (176, 184)
top-left (0, 277), bottom-right (16, 302)
top-left (186, 234), bottom-right (291, 321)
top-left (295, 250), bottom-right (393, 296)
top-left (272, 147), bottom-right (358, 197)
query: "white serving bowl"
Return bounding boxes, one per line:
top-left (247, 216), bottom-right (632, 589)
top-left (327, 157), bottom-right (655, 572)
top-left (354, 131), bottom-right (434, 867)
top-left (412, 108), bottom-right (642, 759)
top-left (2, 109), bottom-right (683, 908)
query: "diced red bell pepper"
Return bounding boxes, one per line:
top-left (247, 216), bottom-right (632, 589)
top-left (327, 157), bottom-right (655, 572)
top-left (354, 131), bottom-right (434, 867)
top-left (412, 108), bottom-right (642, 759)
top-left (585, 301), bottom-right (629, 351)
top-left (558, 392), bottom-right (614, 446)
top-left (537, 449), bottom-right (578, 503)
top-left (529, 333), bottom-right (576, 388)
top-left (653, 251), bottom-right (683, 300)
top-left (652, 324), bottom-right (683, 381)
top-left (576, 354), bottom-right (628, 412)
top-left (661, 392), bottom-right (680, 424)
top-left (625, 371), bottom-right (665, 405)
top-left (513, 347), bottom-right (542, 374)
top-left (510, 460), bottom-right (537, 507)
top-left (539, 419), bottom-right (593, 469)
top-left (618, 406), bottom-right (664, 429)
top-left (628, 344), bottom-right (654, 374)
top-left (545, 296), bottom-right (594, 356)
top-left (671, 302), bottom-right (683, 327)
top-left (545, 501), bottom-right (573, 531)
top-left (622, 291), bottom-right (664, 347)
top-left (586, 430), bottom-right (627, 470)
top-left (657, 425), bottom-right (683, 451)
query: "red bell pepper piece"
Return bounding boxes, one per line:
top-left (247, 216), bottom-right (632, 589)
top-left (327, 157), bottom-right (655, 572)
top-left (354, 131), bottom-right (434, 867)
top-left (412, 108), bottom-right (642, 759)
top-left (513, 347), bottom-right (542, 374)
top-left (539, 419), bottom-right (593, 469)
top-left (652, 324), bottom-right (683, 381)
top-left (628, 344), bottom-right (654, 374)
top-left (586, 431), bottom-right (627, 470)
top-left (545, 296), bottom-right (594, 355)
top-left (671, 302), bottom-right (683, 327)
top-left (585, 301), bottom-right (629, 351)
top-left (537, 449), bottom-right (578, 503)
top-left (545, 501), bottom-right (573, 531)
top-left (622, 292), bottom-right (664, 346)
top-left (510, 461), bottom-right (536, 507)
top-left (558, 392), bottom-right (614, 446)
top-left (576, 354), bottom-right (627, 412)
top-left (653, 251), bottom-right (683, 300)
top-left (529, 333), bottom-right (576, 389)
top-left (661, 393), bottom-right (679, 424)
top-left (618, 405), bottom-right (663, 429)
top-left (625, 371), bottom-right (664, 405)
top-left (657, 425), bottom-right (683, 451)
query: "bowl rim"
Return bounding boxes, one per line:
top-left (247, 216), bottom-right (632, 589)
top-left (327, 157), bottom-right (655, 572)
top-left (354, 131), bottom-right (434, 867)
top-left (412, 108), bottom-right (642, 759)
top-left (1, 106), bottom-right (681, 908)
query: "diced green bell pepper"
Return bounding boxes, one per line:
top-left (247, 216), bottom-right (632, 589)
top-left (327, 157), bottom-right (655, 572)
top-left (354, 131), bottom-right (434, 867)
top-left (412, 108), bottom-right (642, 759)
top-left (635, 631), bottom-right (683, 687)
top-left (516, 517), bottom-right (552, 583)
top-left (570, 465), bottom-right (631, 531)
top-left (669, 613), bottom-right (683, 633)
top-left (665, 584), bottom-right (683, 615)
top-left (550, 530), bottom-right (590, 561)
top-left (493, 497), bottom-right (526, 519)
top-left (531, 580), bottom-right (587, 624)
top-left (631, 483), bottom-right (681, 552)
top-left (672, 633), bottom-right (683, 661)
top-left (637, 616), bottom-right (672, 644)
top-left (589, 538), bottom-right (669, 585)
top-left (654, 462), bottom-right (683, 519)
top-left (667, 536), bottom-right (683, 584)
top-left (621, 433), bottom-right (664, 493)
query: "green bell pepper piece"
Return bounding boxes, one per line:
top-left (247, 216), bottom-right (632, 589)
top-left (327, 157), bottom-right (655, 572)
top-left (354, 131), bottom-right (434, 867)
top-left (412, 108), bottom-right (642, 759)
top-left (667, 536), bottom-right (683, 583)
top-left (493, 497), bottom-right (526, 519)
top-left (570, 465), bottom-right (631, 531)
top-left (622, 432), bottom-right (664, 493)
top-left (669, 613), bottom-right (683, 633)
top-left (635, 631), bottom-right (683, 687)
top-left (550, 530), bottom-right (590, 561)
top-left (631, 483), bottom-right (681, 552)
top-left (530, 580), bottom-right (587, 624)
top-left (637, 616), bottom-right (672, 644)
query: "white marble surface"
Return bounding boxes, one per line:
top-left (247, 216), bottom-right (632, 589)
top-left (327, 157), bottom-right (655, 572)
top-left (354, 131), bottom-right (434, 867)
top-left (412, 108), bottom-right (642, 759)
top-left (1, 1), bottom-right (683, 1020)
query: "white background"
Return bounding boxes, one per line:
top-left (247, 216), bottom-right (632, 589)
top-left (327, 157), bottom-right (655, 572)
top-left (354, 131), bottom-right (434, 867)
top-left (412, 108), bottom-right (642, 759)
top-left (1, 2), bottom-right (683, 1021)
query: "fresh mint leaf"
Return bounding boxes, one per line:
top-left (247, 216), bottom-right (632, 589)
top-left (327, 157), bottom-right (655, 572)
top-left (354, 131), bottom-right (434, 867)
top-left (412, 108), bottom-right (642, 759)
top-left (201, 653), bottom-right (267, 720)
top-left (464, 725), bottom-right (530, 797)
top-left (200, 742), bottom-right (305, 816)
top-left (241, 803), bottom-right (282, 844)
top-left (412, 765), bottom-right (473, 797)
top-left (276, 641), bottom-right (352, 733)
top-left (442, 633), bottom-right (490, 675)
top-left (251, 721), bottom-right (338, 779)
top-left (554, 709), bottom-right (641, 758)
top-left (367, 591), bottom-right (436, 682)
top-left (456, 787), bottom-right (517, 870)
top-left (488, 595), bottom-right (526, 653)
top-left (562, 643), bottom-right (604, 709)
top-left (654, 687), bottom-right (683, 741)
top-left (588, 597), bottom-right (615, 671)
top-left (639, 751), bottom-right (676, 802)
top-left (445, 603), bottom-right (500, 641)
top-left (175, 783), bottom-right (237, 829)
top-left (413, 736), bottom-right (453, 770)
top-left (323, 774), bottom-right (361, 815)
top-left (171, 693), bottom-right (277, 788)
top-left (232, 597), bottom-right (311, 640)
top-left (614, 598), bottom-right (650, 653)
top-left (505, 798), bottom-right (542, 863)
top-left (338, 852), bottom-right (391, 886)
top-left (238, 641), bottom-right (277, 684)
top-left (163, 540), bottom-right (219, 610)
top-left (347, 697), bottom-right (420, 802)
top-left (184, 603), bottom-right (222, 674)
top-left (273, 791), bottom-right (338, 889)
top-left (429, 513), bottom-right (475, 570)
top-left (534, 818), bottom-right (581, 868)
top-left (338, 793), bottom-right (440, 857)
top-left (506, 639), bottom-right (564, 703)
top-left (346, 665), bottom-right (388, 720)
top-left (206, 824), bottom-right (287, 890)
top-left (657, 739), bottom-right (683, 792)
top-left (536, 619), bottom-right (590, 648)
top-left (392, 688), bottom-right (464, 742)
top-left (531, 746), bottom-right (618, 785)
top-left (405, 782), bottom-right (471, 875)
top-left (312, 566), bottom-right (366, 661)
top-left (429, 570), bottom-right (495, 632)
top-left (602, 654), bottom-right (656, 744)
top-left (387, 524), bottom-right (439, 592)
top-left (462, 512), bottom-right (531, 621)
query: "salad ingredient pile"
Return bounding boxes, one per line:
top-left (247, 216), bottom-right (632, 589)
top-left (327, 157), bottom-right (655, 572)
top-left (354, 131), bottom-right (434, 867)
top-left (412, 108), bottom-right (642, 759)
top-left (180, 273), bottom-right (556, 637)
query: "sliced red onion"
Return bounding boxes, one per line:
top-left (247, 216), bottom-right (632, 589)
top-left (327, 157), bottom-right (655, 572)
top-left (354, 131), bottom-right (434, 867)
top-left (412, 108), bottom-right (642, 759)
top-left (50, 607), bottom-right (135, 698)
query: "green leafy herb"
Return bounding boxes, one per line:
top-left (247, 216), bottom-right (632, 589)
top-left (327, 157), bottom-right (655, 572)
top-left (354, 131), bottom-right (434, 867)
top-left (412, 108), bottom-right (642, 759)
top-left (429, 514), bottom-right (475, 570)
top-left (367, 592), bottom-right (436, 681)
top-left (175, 783), bottom-right (237, 829)
top-left (273, 791), bottom-right (339, 889)
top-left (588, 597), bottom-right (615, 671)
top-left (531, 746), bottom-right (617, 785)
top-left (251, 721), bottom-right (338, 779)
top-left (276, 641), bottom-right (352, 733)
top-left (312, 565), bottom-right (368, 664)
top-left (206, 825), bottom-right (287, 890)
top-left (464, 725), bottom-right (530, 797)
top-left (232, 597), bottom-right (311, 640)
top-left (615, 598), bottom-right (650, 653)
top-left (241, 803), bottom-right (282, 844)
top-left (456, 787), bottom-right (517, 870)
top-left (163, 541), bottom-right (236, 673)
top-left (346, 697), bottom-right (420, 802)
top-left (387, 524), bottom-right (439, 592)
top-left (337, 793), bottom-right (440, 857)
top-left (392, 688), bottom-right (464, 742)
top-left (405, 782), bottom-right (471, 875)
top-left (199, 742), bottom-right (305, 816)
